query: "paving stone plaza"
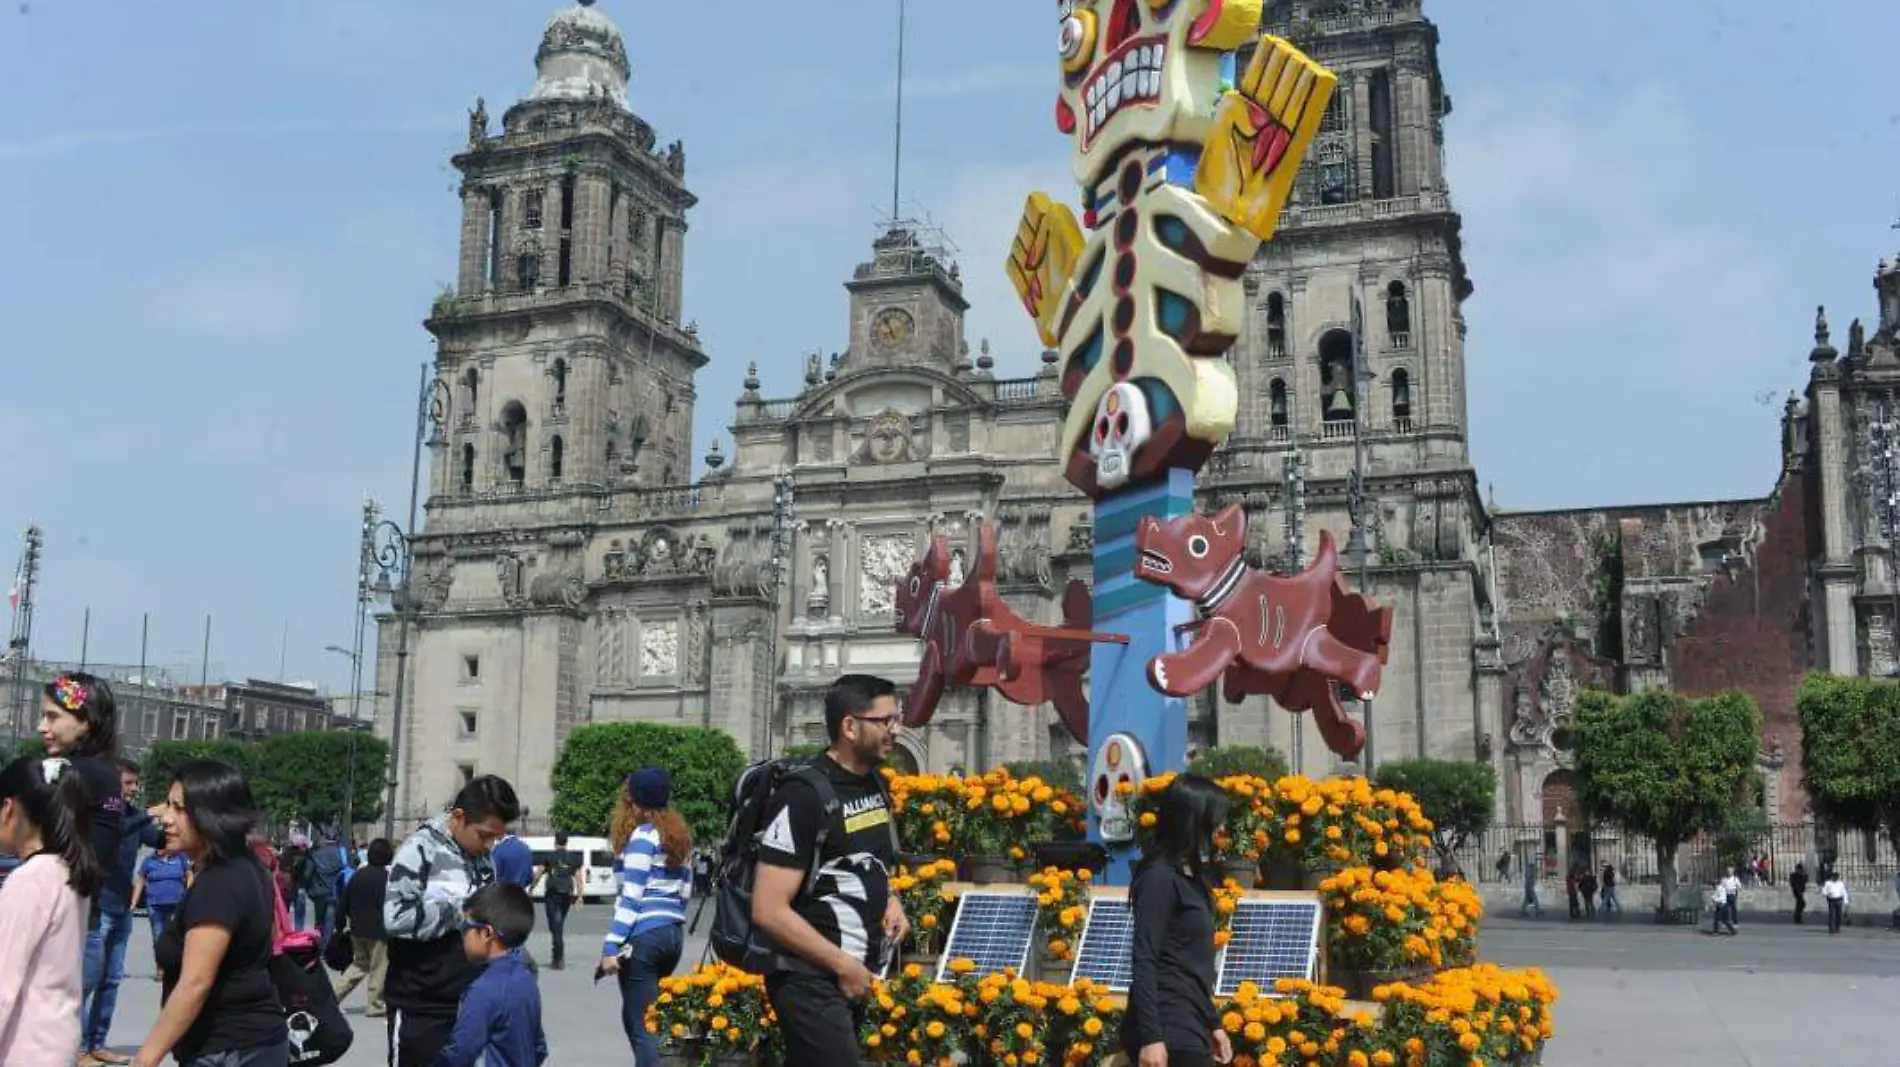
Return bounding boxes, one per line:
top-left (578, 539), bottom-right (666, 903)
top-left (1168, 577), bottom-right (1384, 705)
top-left (94, 906), bottom-right (1899, 1067)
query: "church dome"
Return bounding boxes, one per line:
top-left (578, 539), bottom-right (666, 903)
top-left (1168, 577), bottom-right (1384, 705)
top-left (526, 0), bottom-right (631, 109)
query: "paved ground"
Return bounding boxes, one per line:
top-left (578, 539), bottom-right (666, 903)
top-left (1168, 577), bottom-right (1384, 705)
top-left (95, 904), bottom-right (1899, 1066)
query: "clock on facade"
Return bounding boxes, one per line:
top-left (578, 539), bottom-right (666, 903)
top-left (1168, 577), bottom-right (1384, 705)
top-left (871, 307), bottom-right (914, 351)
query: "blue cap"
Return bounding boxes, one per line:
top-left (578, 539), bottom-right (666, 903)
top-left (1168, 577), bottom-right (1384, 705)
top-left (627, 767), bottom-right (671, 809)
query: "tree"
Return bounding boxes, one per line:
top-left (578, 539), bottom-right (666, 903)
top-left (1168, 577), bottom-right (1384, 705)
top-left (1797, 672), bottom-right (1900, 853)
top-left (141, 740), bottom-right (258, 806)
top-left (1373, 758), bottom-right (1496, 874)
top-left (1572, 688), bottom-right (1761, 914)
top-left (1001, 759), bottom-right (1085, 794)
top-left (1187, 744), bottom-right (1289, 783)
top-left (549, 723), bottom-right (748, 847)
top-left (249, 732), bottom-right (391, 831)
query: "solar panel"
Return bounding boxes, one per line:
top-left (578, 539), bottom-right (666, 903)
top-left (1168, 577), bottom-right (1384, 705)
top-left (1070, 893), bottom-right (1135, 992)
top-left (935, 889), bottom-right (1039, 983)
top-left (1214, 895), bottom-right (1322, 997)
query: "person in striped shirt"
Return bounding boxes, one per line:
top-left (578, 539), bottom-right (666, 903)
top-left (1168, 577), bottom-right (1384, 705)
top-left (598, 768), bottom-right (692, 1066)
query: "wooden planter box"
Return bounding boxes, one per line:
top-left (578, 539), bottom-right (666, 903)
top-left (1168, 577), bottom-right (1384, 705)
top-left (1218, 858), bottom-right (1262, 888)
top-left (1263, 858), bottom-right (1340, 891)
top-left (962, 855), bottom-right (1023, 884)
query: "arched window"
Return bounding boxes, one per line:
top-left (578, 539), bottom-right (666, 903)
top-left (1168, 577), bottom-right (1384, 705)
top-left (1386, 281), bottom-right (1412, 347)
top-left (1265, 292), bottom-right (1288, 357)
top-left (461, 367), bottom-right (479, 418)
top-left (499, 401), bottom-right (529, 487)
top-left (551, 358), bottom-right (568, 406)
top-left (1269, 378), bottom-right (1289, 429)
top-left (550, 435), bottom-right (565, 481)
top-left (1391, 368), bottom-right (1412, 425)
top-left (517, 252), bottom-right (540, 291)
top-left (460, 443), bottom-right (476, 493)
top-left (1318, 329), bottom-right (1355, 422)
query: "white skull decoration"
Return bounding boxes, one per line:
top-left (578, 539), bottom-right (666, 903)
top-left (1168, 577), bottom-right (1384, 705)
top-left (1088, 382), bottom-right (1153, 490)
top-left (286, 1011), bottom-right (319, 1061)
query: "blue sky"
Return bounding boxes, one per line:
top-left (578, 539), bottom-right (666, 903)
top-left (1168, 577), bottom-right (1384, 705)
top-left (3, 0), bottom-right (1897, 692)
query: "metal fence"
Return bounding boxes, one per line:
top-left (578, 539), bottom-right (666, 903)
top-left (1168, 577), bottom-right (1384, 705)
top-left (1446, 822), bottom-right (1899, 890)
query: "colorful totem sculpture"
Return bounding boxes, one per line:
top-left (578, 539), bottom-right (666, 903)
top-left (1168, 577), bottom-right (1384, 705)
top-left (1001, 1), bottom-right (1352, 877)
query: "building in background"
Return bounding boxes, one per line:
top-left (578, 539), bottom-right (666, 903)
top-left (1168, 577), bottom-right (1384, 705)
top-left (2, 662), bottom-right (345, 755)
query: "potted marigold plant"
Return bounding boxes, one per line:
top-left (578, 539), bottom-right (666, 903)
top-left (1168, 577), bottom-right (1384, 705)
top-left (862, 965), bottom-right (973, 1067)
top-left (1027, 866), bottom-right (1091, 981)
top-left (1265, 777), bottom-right (1434, 887)
top-left (885, 772), bottom-right (966, 856)
top-left (1048, 978), bottom-right (1126, 1067)
top-left (1372, 963), bottom-right (1557, 1066)
top-left (969, 972), bottom-right (1065, 1067)
top-left (956, 769), bottom-right (1085, 883)
top-left (1319, 867), bottom-right (1484, 999)
top-left (646, 962), bottom-right (775, 1067)
top-left (891, 858), bottom-right (960, 968)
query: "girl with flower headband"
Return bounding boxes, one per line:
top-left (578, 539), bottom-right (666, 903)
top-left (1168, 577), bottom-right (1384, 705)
top-left (0, 754), bottom-right (108, 1063)
top-left (38, 673), bottom-right (127, 890)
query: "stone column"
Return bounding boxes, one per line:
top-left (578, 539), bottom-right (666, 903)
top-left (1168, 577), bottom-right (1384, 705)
top-left (575, 173), bottom-right (611, 285)
top-left (1813, 371), bottom-right (1860, 672)
top-left (458, 188), bottom-right (491, 294)
top-left (710, 602), bottom-right (773, 758)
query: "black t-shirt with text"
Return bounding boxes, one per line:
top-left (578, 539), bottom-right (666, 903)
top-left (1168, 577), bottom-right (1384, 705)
top-left (71, 756), bottom-right (125, 925)
top-left (156, 854), bottom-right (285, 1061)
top-left (756, 755), bottom-right (898, 970)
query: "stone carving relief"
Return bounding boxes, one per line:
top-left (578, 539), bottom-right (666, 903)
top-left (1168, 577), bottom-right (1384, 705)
top-left (1867, 612), bottom-right (1896, 676)
top-left (994, 510), bottom-right (1054, 589)
top-left (859, 534), bottom-right (916, 616)
top-left (808, 554), bottom-right (831, 618)
top-left (602, 529), bottom-right (716, 582)
top-left (855, 410), bottom-right (921, 465)
top-left (642, 619), bottom-right (680, 677)
top-left (1510, 650), bottom-right (1577, 759)
top-left (529, 570), bottom-right (586, 610)
top-left (682, 602), bottom-right (708, 684)
top-left (813, 426), bottom-right (834, 464)
top-left (947, 413), bottom-right (971, 454)
top-left (496, 553), bottom-right (530, 608)
top-left (595, 608), bottom-right (629, 686)
top-left (414, 555), bottom-right (454, 612)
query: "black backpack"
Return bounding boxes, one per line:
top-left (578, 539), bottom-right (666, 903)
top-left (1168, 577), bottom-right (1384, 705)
top-left (545, 851), bottom-right (577, 898)
top-left (707, 756), bottom-right (896, 974)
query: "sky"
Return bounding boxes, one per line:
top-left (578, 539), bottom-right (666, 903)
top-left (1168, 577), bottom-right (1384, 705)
top-left (2, 0), bottom-right (1897, 694)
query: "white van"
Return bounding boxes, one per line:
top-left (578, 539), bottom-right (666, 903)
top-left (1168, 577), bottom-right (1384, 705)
top-left (519, 836), bottom-right (618, 903)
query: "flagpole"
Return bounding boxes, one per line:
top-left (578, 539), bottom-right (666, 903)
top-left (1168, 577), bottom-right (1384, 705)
top-left (78, 607), bottom-right (90, 670)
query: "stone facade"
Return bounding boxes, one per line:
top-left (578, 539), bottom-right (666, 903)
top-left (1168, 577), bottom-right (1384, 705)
top-left (373, 1), bottom-right (1508, 819)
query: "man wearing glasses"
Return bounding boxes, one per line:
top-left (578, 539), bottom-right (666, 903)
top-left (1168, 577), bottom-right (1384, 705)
top-left (752, 674), bottom-right (909, 1066)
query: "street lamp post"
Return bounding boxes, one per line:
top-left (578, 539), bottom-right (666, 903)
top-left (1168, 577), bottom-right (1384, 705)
top-left (1345, 293), bottom-right (1380, 772)
top-left (323, 643), bottom-right (364, 834)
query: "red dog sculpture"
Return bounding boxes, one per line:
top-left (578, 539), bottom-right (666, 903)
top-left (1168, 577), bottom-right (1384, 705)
top-left (1133, 505), bottom-right (1392, 760)
top-left (893, 523), bottom-right (1117, 744)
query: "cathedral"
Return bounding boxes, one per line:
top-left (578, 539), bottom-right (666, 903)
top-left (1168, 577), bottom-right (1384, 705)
top-left (373, 0), bottom-right (1900, 839)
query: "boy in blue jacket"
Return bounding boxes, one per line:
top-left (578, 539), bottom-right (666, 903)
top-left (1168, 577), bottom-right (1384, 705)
top-left (434, 884), bottom-right (548, 1067)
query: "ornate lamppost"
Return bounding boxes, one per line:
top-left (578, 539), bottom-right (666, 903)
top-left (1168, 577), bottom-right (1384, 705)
top-left (1344, 294), bottom-right (1382, 770)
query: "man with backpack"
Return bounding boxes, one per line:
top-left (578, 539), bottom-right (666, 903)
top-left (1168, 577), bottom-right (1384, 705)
top-left (744, 674), bottom-right (908, 1067)
top-left (306, 831), bottom-right (352, 945)
top-left (533, 832), bottom-right (580, 970)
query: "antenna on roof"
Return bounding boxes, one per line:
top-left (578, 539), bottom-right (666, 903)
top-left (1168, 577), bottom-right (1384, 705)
top-left (890, 0), bottom-right (907, 226)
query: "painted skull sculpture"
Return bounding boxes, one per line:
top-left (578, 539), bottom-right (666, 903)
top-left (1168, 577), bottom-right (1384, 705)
top-left (1054, 0), bottom-right (1262, 188)
top-left (1088, 381), bottom-right (1154, 491)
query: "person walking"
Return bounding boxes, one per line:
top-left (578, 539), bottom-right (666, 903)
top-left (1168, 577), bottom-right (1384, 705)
top-left (1578, 866), bottom-right (1598, 920)
top-left (1493, 848), bottom-right (1510, 884)
top-left (332, 838), bottom-right (393, 1018)
top-left (136, 847), bottom-right (193, 973)
top-left (599, 769), bottom-right (693, 1066)
top-left (1564, 866), bottom-right (1581, 921)
top-left (1519, 854), bottom-right (1542, 918)
top-left (305, 833), bottom-right (349, 946)
top-left (130, 760), bottom-right (287, 1067)
top-left (751, 674), bottom-right (908, 1067)
top-left (0, 756), bottom-right (108, 1065)
top-left (1720, 867), bottom-right (1743, 930)
top-left (1598, 862), bottom-right (1619, 916)
top-left (1788, 862), bottom-right (1809, 924)
top-left (1708, 881), bottom-right (1735, 935)
top-left (81, 758), bottom-right (166, 1065)
top-left (1122, 774), bottom-right (1234, 1067)
top-left (281, 837), bottom-right (311, 932)
top-left (382, 775), bottom-right (521, 1067)
top-left (532, 833), bottom-right (579, 971)
top-left (1822, 871), bottom-right (1849, 934)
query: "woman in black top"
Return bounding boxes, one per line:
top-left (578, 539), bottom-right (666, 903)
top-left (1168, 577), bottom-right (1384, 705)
top-left (131, 760), bottom-right (286, 1067)
top-left (37, 673), bottom-right (125, 900)
top-left (1124, 774), bottom-right (1233, 1067)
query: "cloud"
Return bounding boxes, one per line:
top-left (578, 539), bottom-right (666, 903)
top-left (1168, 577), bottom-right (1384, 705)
top-left (129, 250), bottom-right (322, 343)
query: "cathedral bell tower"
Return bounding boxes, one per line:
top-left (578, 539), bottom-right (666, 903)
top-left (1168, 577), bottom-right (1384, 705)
top-left (426, 0), bottom-right (706, 498)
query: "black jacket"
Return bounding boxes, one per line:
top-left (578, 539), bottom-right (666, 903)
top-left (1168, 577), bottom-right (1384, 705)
top-left (1122, 859), bottom-right (1218, 1057)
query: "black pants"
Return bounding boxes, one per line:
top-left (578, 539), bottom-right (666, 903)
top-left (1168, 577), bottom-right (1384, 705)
top-left (545, 895), bottom-right (573, 966)
top-left (1793, 891), bottom-right (1806, 923)
top-left (312, 896), bottom-right (333, 942)
top-left (387, 1007), bottom-right (455, 1067)
top-left (768, 970), bottom-right (866, 1067)
top-left (1828, 898), bottom-right (1844, 933)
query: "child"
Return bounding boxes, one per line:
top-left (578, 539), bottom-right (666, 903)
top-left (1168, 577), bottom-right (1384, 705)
top-left (434, 884), bottom-right (547, 1067)
top-left (0, 756), bottom-right (107, 1063)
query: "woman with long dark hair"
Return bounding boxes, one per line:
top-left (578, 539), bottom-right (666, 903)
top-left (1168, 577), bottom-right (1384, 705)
top-left (0, 756), bottom-right (107, 1062)
top-left (1123, 774), bottom-right (1234, 1067)
top-left (599, 767), bottom-right (693, 1066)
top-left (130, 760), bottom-right (286, 1067)
top-left (38, 673), bottom-right (126, 885)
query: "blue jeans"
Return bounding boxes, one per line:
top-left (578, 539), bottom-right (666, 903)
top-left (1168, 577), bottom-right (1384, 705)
top-left (83, 907), bottom-right (133, 1050)
top-left (149, 902), bottom-right (178, 956)
top-left (292, 889), bottom-right (308, 931)
top-left (618, 923), bottom-right (684, 1067)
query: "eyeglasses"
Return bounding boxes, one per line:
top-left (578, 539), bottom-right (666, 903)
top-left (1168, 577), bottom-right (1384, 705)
top-left (851, 714), bottom-right (900, 730)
